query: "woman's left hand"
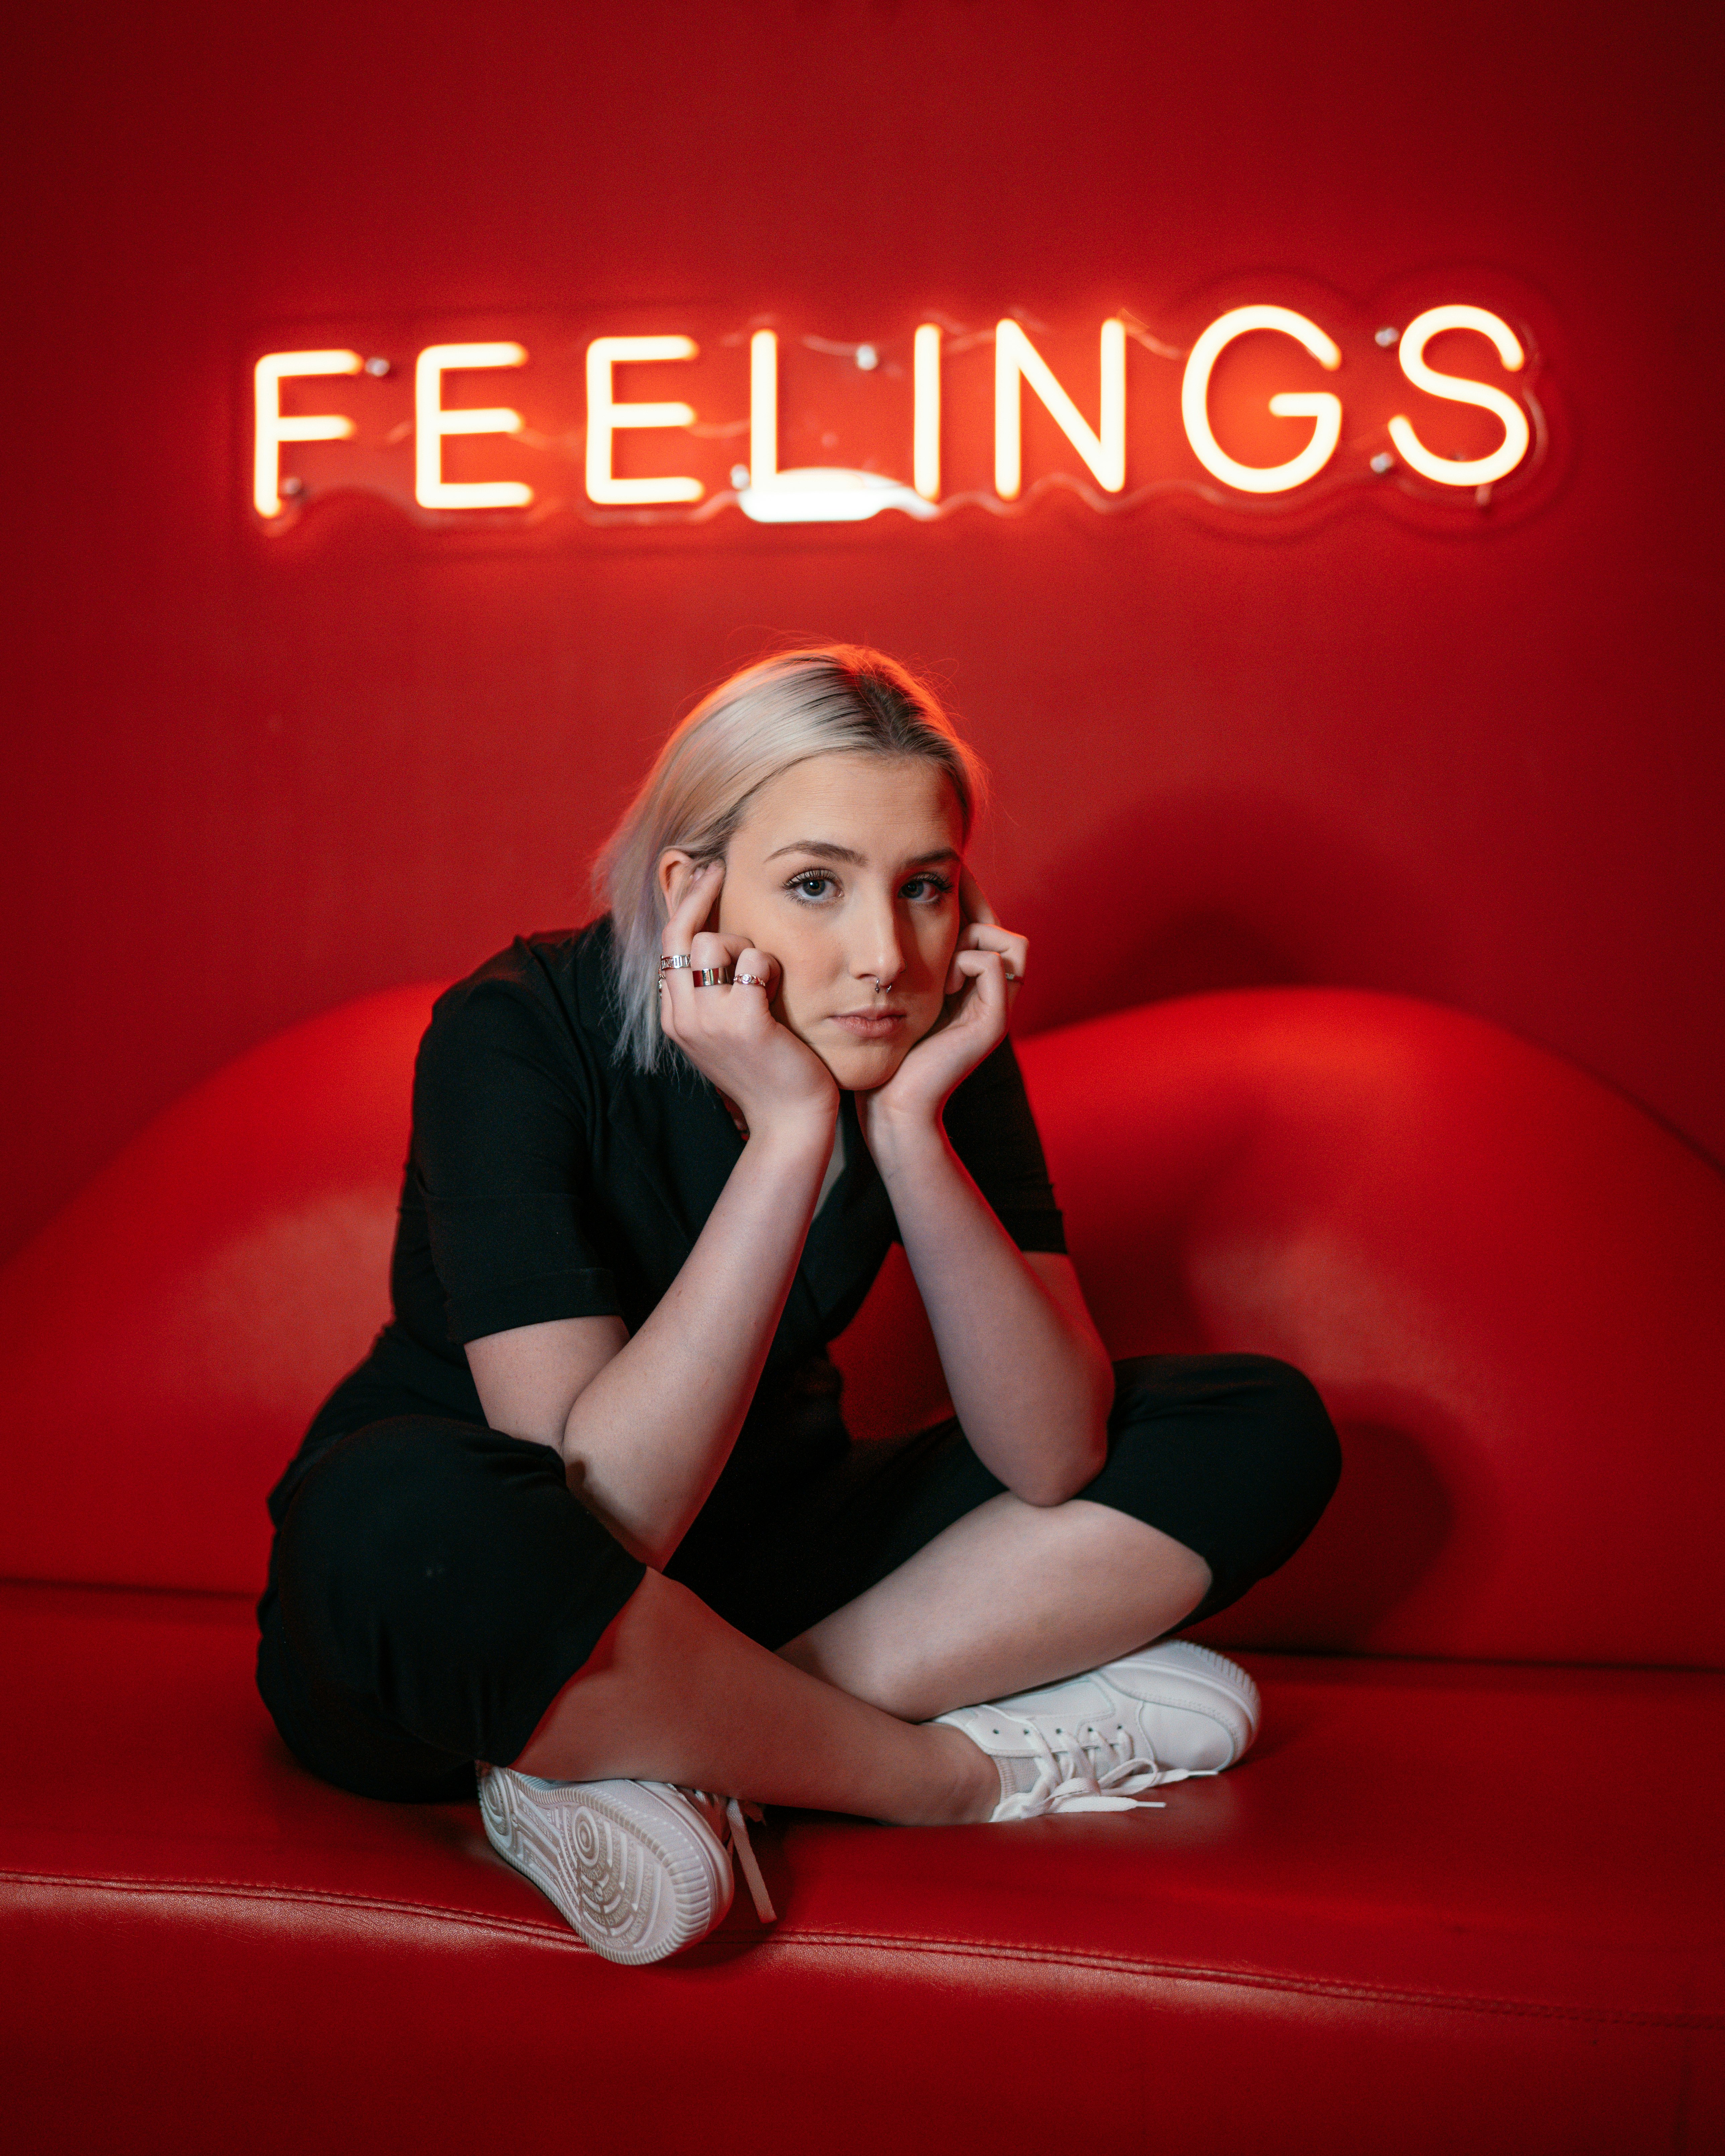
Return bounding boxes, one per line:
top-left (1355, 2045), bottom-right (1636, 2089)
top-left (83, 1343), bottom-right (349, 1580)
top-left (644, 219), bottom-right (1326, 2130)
top-left (858, 868), bottom-right (1028, 1139)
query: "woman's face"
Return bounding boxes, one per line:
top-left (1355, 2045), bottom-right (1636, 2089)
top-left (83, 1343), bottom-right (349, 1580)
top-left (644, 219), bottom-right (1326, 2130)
top-left (702, 751), bottom-right (966, 1091)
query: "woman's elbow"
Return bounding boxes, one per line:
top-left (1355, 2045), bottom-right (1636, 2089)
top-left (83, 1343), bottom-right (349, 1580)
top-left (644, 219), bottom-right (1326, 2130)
top-left (1012, 1424), bottom-right (1109, 1508)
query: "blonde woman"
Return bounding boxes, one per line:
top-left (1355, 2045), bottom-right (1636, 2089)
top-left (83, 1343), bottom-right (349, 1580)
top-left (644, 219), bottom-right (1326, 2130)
top-left (258, 646), bottom-right (1340, 1963)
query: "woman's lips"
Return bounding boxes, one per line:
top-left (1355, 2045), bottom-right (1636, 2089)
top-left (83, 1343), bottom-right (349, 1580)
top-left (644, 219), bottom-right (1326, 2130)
top-left (828, 1009), bottom-right (908, 1040)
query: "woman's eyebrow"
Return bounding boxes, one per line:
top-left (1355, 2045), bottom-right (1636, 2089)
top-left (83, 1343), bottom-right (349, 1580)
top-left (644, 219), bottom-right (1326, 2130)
top-left (763, 839), bottom-right (865, 864)
top-left (763, 840), bottom-right (961, 867)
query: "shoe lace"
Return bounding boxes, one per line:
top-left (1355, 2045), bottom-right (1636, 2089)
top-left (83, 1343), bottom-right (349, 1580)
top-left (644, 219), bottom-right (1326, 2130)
top-left (707, 1794), bottom-right (776, 1932)
top-left (991, 1718), bottom-right (1173, 1822)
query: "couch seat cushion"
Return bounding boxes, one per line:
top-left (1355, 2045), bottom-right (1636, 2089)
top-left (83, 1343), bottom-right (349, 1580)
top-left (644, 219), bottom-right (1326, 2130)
top-left (2, 1582), bottom-right (1720, 2154)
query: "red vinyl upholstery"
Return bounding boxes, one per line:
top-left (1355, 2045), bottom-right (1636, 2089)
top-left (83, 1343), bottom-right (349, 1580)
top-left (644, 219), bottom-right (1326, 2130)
top-left (841, 994), bottom-right (1725, 1667)
top-left (3, 987), bottom-right (1722, 2152)
top-left (0, 984), bottom-right (441, 1594)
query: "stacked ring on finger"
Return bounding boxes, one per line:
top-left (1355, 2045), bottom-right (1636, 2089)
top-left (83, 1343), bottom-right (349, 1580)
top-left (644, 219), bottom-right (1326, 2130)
top-left (733, 971), bottom-right (769, 989)
top-left (691, 967), bottom-right (733, 988)
top-left (659, 952), bottom-right (693, 973)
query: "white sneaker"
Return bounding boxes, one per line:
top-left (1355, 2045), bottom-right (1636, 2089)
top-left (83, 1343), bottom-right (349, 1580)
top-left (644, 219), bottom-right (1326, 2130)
top-left (935, 1642), bottom-right (1261, 1823)
top-left (478, 1766), bottom-right (775, 1965)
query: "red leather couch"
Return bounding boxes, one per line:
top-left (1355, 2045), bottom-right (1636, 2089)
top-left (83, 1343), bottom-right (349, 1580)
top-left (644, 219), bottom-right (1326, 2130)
top-left (3, 985), bottom-right (1722, 2154)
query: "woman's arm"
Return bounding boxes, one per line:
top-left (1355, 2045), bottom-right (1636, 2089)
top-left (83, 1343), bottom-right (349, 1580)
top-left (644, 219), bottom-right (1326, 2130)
top-left (865, 1107), bottom-right (1115, 1507)
top-left (469, 1117), bottom-right (832, 1568)
top-left (467, 864), bottom-right (839, 1570)
top-left (858, 889), bottom-right (1115, 1506)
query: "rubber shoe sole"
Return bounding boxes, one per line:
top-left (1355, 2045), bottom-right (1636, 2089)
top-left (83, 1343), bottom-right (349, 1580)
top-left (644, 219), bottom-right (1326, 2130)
top-left (478, 1767), bottom-right (734, 1965)
top-left (1094, 1640), bottom-right (1261, 1764)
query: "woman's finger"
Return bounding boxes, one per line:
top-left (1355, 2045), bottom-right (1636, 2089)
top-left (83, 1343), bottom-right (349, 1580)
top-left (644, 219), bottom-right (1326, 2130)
top-left (687, 928), bottom-right (751, 971)
top-left (959, 864), bottom-right (1000, 928)
top-left (661, 931), bottom-right (777, 1034)
top-left (661, 930), bottom-right (755, 1022)
top-left (959, 921), bottom-right (1028, 978)
top-left (730, 945), bottom-right (778, 998)
top-left (945, 944), bottom-right (1016, 1010)
top-left (949, 921), bottom-right (1027, 995)
top-left (662, 859), bottom-right (724, 954)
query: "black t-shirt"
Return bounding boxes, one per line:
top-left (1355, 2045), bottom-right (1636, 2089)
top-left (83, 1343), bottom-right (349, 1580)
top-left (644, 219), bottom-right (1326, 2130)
top-left (270, 917), bottom-right (1064, 1521)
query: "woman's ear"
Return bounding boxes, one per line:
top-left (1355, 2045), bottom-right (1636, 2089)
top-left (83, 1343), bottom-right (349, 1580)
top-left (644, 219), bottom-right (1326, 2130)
top-left (657, 849), bottom-right (695, 914)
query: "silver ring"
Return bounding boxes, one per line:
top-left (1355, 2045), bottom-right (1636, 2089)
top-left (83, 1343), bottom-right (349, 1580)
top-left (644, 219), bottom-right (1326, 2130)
top-left (691, 967), bottom-right (732, 988)
top-left (659, 952), bottom-right (693, 973)
top-left (734, 971), bottom-right (769, 988)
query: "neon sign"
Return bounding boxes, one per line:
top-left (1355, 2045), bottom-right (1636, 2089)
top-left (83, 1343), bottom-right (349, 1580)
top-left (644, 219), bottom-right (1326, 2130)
top-left (250, 288), bottom-right (1551, 533)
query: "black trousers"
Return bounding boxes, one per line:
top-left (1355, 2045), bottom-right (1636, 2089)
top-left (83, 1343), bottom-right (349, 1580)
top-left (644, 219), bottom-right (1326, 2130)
top-left (257, 1354), bottom-right (1340, 1804)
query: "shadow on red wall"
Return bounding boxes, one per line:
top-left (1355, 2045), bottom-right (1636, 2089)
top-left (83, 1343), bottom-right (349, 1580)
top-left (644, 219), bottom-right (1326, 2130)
top-left (1011, 785), bottom-right (1453, 1038)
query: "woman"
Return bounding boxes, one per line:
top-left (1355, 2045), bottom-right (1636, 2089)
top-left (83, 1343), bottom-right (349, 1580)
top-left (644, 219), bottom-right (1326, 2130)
top-left (257, 645), bottom-right (1340, 1965)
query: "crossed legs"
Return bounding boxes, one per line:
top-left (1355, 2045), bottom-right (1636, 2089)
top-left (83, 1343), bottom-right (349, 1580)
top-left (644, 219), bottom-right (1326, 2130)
top-left (512, 1493), bottom-right (1208, 1823)
top-left (264, 1354), bottom-right (1338, 1818)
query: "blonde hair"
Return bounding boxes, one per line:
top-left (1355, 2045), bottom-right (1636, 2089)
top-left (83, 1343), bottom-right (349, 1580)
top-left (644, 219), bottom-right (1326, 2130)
top-left (596, 645), bottom-right (986, 1071)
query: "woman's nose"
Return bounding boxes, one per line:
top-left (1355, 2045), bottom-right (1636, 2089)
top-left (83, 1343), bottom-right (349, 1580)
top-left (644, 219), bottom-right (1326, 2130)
top-left (852, 896), bottom-right (905, 987)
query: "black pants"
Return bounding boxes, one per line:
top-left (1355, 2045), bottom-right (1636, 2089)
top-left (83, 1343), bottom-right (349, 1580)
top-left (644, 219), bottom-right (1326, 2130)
top-left (257, 1355), bottom-right (1340, 1804)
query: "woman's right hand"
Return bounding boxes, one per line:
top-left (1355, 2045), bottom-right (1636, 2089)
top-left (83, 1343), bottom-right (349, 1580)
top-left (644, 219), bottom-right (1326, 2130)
top-left (656, 862), bottom-right (838, 1137)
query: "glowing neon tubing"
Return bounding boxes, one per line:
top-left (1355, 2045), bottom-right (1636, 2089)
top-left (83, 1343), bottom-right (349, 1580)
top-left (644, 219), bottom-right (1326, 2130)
top-left (1389, 307), bottom-right (1530, 487)
top-left (253, 350), bottom-right (361, 517)
top-left (913, 324), bottom-right (942, 500)
top-left (749, 330), bottom-right (781, 489)
top-left (415, 343), bottom-right (532, 510)
top-left (1181, 307), bottom-right (1342, 494)
top-left (584, 337), bottom-right (702, 505)
top-left (994, 319), bottom-right (1125, 499)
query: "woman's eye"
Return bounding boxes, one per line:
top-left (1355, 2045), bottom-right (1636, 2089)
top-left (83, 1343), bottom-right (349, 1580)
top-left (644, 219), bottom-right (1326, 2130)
top-left (902, 873), bottom-right (955, 904)
top-left (788, 872), bottom-right (836, 902)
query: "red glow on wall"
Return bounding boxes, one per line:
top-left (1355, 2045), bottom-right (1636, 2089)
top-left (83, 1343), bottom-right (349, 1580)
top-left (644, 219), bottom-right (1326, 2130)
top-left (4, 0), bottom-right (1720, 1279)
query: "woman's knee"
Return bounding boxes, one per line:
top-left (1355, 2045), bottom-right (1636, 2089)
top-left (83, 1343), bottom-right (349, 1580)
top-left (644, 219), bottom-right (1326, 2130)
top-left (1107, 1351), bottom-right (1341, 1538)
top-left (1227, 1354), bottom-right (1343, 1525)
top-left (1096, 1353), bottom-right (1341, 1621)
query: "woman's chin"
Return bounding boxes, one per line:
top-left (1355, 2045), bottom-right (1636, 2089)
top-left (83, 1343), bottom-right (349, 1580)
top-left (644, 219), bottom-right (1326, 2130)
top-left (795, 1004), bottom-right (942, 1093)
top-left (814, 1037), bottom-right (913, 1093)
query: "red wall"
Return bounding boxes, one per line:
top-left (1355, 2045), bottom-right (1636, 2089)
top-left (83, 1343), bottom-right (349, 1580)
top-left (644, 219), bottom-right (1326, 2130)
top-left (5, 0), bottom-right (1722, 1266)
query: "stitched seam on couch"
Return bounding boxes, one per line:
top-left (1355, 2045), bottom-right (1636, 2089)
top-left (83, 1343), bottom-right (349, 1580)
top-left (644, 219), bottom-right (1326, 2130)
top-left (3, 1869), bottom-right (1719, 2030)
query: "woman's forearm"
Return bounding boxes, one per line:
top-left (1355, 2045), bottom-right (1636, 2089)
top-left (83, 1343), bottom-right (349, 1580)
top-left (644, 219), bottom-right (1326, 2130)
top-left (559, 1108), bottom-right (835, 1567)
top-left (867, 1115), bottom-right (1115, 1504)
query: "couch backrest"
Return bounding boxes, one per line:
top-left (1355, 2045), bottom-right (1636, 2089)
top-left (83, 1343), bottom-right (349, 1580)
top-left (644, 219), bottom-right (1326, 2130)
top-left (3, 985), bottom-right (1721, 1665)
top-left (1044, 994), bottom-right (1725, 1664)
top-left (0, 986), bottom-right (441, 1598)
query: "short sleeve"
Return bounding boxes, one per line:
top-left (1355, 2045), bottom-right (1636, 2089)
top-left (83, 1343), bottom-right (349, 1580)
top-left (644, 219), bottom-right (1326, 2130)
top-left (410, 966), bottom-right (624, 1343)
top-left (940, 1036), bottom-right (1067, 1254)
